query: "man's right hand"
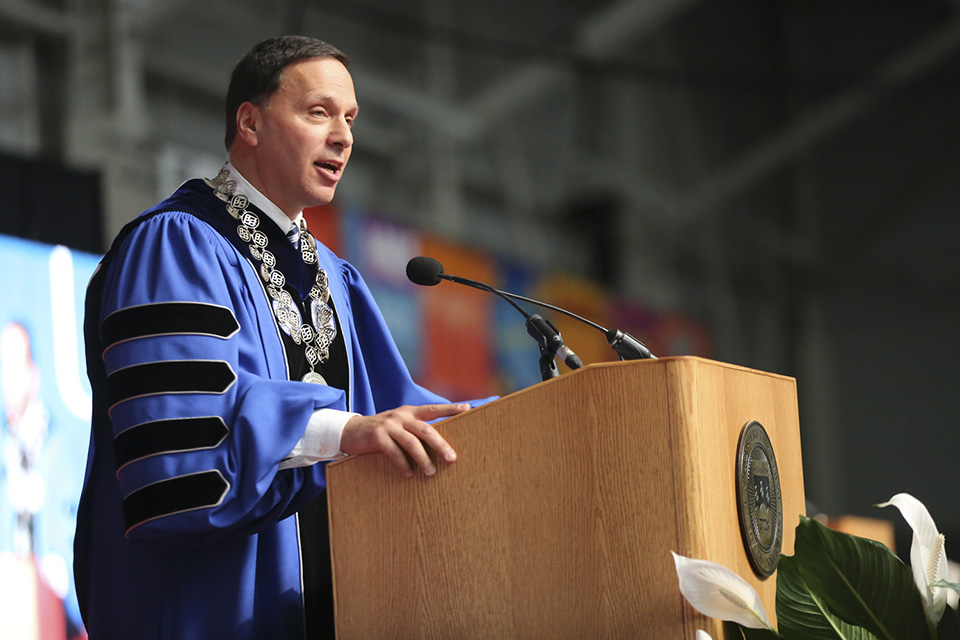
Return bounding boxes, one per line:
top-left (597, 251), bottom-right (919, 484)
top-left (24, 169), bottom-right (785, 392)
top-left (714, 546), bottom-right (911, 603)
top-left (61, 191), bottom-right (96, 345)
top-left (339, 403), bottom-right (469, 478)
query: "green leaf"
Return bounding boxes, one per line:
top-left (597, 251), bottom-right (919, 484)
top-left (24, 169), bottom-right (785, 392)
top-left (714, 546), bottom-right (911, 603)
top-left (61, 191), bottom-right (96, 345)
top-left (787, 516), bottom-right (929, 640)
top-left (737, 623), bottom-right (782, 639)
top-left (776, 554), bottom-right (880, 640)
top-left (932, 580), bottom-right (960, 598)
top-left (934, 603), bottom-right (960, 640)
top-left (724, 621), bottom-right (782, 639)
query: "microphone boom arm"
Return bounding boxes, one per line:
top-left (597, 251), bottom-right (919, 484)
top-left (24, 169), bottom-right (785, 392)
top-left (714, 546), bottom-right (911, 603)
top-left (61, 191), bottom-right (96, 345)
top-left (405, 254), bottom-right (655, 377)
top-left (444, 274), bottom-right (531, 320)
top-left (439, 273), bottom-right (582, 378)
top-left (444, 274), bottom-right (655, 360)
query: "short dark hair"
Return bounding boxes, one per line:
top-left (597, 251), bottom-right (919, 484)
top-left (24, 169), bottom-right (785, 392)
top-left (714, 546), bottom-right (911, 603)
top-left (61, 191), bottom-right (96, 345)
top-left (224, 35), bottom-right (349, 149)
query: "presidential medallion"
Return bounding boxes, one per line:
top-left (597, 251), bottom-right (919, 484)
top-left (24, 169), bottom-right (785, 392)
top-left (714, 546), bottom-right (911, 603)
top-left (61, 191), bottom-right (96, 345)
top-left (736, 420), bottom-right (783, 578)
top-left (301, 371), bottom-right (327, 385)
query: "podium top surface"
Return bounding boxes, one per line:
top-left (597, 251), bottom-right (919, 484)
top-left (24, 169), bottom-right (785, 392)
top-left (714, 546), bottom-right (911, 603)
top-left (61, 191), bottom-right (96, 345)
top-left (488, 355), bottom-right (797, 405)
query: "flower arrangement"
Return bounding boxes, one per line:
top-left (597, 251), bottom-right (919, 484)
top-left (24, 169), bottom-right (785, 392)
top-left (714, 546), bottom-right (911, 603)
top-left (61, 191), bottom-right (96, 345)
top-left (673, 493), bottom-right (960, 639)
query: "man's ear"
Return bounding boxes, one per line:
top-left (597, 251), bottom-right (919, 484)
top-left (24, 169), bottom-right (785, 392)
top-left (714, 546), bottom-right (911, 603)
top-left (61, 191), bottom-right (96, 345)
top-left (235, 102), bottom-right (261, 146)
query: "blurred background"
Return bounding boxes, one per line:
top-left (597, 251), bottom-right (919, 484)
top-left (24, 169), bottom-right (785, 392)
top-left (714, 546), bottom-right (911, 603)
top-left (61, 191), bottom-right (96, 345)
top-left (1, 0), bottom-right (959, 636)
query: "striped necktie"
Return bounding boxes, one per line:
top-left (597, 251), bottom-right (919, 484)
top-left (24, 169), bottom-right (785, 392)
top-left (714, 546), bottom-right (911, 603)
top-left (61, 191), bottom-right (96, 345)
top-left (286, 223), bottom-right (301, 249)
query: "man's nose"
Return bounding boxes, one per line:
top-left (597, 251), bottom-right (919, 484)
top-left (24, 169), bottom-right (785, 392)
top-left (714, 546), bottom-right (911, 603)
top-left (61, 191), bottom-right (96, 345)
top-left (329, 117), bottom-right (353, 149)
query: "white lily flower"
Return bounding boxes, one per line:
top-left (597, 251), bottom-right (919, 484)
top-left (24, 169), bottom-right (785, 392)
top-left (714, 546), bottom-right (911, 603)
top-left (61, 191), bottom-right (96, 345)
top-left (877, 493), bottom-right (948, 627)
top-left (696, 631), bottom-right (714, 640)
top-left (672, 551), bottom-right (770, 630)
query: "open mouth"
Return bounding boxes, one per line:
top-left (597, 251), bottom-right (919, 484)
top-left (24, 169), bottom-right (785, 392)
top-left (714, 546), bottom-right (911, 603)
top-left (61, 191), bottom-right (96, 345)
top-left (315, 160), bottom-right (342, 174)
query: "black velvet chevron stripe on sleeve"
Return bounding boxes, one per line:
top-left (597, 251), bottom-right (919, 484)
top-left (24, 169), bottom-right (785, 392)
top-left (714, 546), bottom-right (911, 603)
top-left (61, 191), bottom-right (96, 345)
top-left (106, 360), bottom-right (237, 408)
top-left (101, 301), bottom-right (240, 352)
top-left (122, 470), bottom-right (229, 533)
top-left (114, 416), bottom-right (230, 471)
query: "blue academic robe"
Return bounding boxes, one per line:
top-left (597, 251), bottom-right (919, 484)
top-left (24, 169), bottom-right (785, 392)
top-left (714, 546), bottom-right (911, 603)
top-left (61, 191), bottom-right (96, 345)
top-left (74, 180), bottom-right (452, 639)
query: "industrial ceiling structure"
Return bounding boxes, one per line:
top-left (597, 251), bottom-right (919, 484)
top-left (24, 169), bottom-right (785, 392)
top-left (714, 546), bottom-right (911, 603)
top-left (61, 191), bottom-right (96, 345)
top-left (2, 0), bottom-right (959, 531)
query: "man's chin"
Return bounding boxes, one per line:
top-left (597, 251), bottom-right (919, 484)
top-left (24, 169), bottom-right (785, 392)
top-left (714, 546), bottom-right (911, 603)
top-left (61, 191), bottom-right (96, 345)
top-left (307, 188), bottom-right (338, 208)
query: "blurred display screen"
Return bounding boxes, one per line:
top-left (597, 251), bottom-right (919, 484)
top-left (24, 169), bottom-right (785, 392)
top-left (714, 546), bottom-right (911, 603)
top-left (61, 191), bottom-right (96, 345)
top-left (0, 234), bottom-right (98, 639)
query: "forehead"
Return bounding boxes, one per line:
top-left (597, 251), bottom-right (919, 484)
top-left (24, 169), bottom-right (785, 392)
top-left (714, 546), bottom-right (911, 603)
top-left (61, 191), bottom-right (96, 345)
top-left (275, 57), bottom-right (357, 108)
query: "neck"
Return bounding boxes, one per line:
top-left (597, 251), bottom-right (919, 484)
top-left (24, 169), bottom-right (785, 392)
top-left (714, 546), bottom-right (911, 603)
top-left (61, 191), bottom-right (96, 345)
top-left (228, 153), bottom-right (299, 221)
top-left (224, 157), bottom-right (303, 231)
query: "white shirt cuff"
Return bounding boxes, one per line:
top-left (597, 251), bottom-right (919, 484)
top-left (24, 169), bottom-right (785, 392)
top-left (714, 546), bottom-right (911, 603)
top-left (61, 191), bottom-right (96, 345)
top-left (279, 408), bottom-right (358, 469)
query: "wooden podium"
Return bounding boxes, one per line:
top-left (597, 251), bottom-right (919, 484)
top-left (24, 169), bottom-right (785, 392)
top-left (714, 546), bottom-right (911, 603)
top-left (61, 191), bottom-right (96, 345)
top-left (326, 357), bottom-right (805, 638)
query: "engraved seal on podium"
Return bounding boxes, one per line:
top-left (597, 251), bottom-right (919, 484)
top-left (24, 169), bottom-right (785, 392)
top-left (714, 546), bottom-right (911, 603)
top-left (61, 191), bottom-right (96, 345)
top-left (736, 420), bottom-right (783, 578)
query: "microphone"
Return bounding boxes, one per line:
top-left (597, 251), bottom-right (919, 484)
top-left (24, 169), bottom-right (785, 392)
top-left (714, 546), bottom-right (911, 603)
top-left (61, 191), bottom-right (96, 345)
top-left (406, 255), bottom-right (535, 322)
top-left (525, 314), bottom-right (583, 370)
top-left (405, 256), bottom-right (655, 364)
top-left (405, 256), bottom-right (445, 286)
top-left (406, 256), bottom-right (583, 378)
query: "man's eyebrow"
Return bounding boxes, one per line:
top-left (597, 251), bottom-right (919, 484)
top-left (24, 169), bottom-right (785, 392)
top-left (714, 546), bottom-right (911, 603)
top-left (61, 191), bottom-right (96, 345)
top-left (305, 95), bottom-right (359, 112)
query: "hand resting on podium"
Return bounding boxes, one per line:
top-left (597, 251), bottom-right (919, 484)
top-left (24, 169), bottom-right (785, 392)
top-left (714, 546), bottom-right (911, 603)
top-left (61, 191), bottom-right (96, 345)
top-left (341, 403), bottom-right (470, 478)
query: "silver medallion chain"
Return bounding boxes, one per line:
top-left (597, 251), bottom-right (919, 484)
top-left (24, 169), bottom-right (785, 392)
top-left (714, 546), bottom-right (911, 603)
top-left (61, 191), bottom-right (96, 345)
top-left (204, 169), bottom-right (336, 384)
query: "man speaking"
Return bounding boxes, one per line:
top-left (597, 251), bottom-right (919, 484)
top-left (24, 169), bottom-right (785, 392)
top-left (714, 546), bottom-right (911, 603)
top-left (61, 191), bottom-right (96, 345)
top-left (74, 35), bottom-right (477, 639)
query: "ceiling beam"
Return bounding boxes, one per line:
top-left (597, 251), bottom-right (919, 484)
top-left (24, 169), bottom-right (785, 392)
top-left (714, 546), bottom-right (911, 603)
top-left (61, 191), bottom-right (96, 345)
top-left (304, 0), bottom-right (704, 141)
top-left (669, 19), bottom-right (960, 223)
top-left (465, 0), bottom-right (702, 138)
top-left (127, 0), bottom-right (196, 32)
top-left (578, 0), bottom-right (701, 56)
top-left (0, 0), bottom-right (72, 35)
top-left (130, 0), bottom-right (704, 151)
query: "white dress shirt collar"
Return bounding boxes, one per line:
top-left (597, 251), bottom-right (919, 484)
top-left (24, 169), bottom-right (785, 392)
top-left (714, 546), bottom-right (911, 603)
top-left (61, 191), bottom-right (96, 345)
top-left (222, 161), bottom-right (304, 236)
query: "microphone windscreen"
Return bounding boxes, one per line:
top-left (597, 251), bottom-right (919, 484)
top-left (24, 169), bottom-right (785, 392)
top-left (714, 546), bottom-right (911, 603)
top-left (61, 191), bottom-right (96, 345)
top-left (405, 256), bottom-right (444, 286)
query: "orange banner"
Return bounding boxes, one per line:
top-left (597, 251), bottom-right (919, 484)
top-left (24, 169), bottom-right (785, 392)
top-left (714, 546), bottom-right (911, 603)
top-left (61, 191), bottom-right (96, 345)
top-left (535, 274), bottom-right (619, 370)
top-left (303, 203), bottom-right (342, 257)
top-left (416, 236), bottom-right (497, 400)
